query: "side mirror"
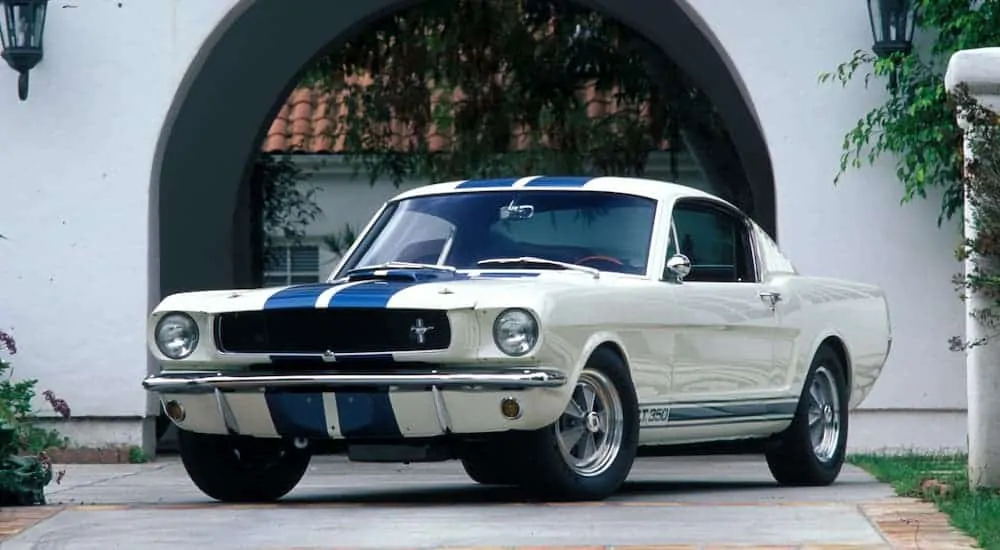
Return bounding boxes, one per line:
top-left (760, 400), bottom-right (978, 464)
top-left (666, 253), bottom-right (692, 281)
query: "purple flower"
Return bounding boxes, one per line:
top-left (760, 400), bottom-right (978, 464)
top-left (0, 330), bottom-right (15, 355)
top-left (43, 390), bottom-right (71, 420)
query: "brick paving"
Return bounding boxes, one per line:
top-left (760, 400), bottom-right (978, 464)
top-left (0, 505), bottom-right (63, 542)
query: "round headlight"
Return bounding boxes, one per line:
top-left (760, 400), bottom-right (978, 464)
top-left (492, 308), bottom-right (539, 356)
top-left (155, 313), bottom-right (199, 360)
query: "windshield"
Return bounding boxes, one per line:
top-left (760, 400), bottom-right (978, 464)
top-left (335, 190), bottom-right (657, 277)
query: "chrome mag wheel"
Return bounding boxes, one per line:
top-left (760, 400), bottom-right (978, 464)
top-left (554, 369), bottom-right (624, 477)
top-left (807, 365), bottom-right (841, 463)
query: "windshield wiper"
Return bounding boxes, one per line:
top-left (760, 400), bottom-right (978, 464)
top-left (476, 257), bottom-right (599, 278)
top-left (346, 261), bottom-right (457, 275)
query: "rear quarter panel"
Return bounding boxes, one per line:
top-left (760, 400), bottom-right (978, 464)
top-left (768, 274), bottom-right (891, 409)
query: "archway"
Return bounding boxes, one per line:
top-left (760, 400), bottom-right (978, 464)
top-left (148, 0), bottom-right (775, 450)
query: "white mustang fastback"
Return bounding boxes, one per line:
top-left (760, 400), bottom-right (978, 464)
top-left (143, 176), bottom-right (892, 503)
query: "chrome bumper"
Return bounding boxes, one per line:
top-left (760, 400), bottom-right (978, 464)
top-left (142, 368), bottom-right (568, 394)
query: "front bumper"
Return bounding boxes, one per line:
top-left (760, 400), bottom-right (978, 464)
top-left (143, 367), bottom-right (567, 393)
top-left (145, 367), bottom-right (571, 440)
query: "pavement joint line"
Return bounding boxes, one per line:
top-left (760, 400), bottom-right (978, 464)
top-left (45, 462), bottom-right (171, 495)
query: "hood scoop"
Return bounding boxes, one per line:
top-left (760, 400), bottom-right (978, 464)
top-left (342, 264), bottom-right (466, 284)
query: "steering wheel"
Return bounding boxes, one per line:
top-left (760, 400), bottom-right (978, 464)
top-left (575, 255), bottom-right (625, 268)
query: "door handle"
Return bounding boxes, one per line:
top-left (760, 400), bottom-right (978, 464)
top-left (758, 290), bottom-right (782, 310)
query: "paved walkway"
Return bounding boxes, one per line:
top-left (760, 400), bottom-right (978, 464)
top-left (0, 455), bottom-right (979, 549)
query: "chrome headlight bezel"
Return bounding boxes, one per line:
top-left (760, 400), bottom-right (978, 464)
top-left (492, 308), bottom-right (539, 357)
top-left (154, 312), bottom-right (200, 360)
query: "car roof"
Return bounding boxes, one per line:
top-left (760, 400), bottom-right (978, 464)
top-left (388, 175), bottom-right (732, 207)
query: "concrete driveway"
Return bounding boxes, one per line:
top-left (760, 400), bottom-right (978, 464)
top-left (0, 455), bottom-right (979, 549)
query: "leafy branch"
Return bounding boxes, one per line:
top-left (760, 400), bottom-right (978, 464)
top-left (299, 0), bottom-right (733, 191)
top-left (948, 84), bottom-right (1000, 352)
top-left (818, 0), bottom-right (1000, 225)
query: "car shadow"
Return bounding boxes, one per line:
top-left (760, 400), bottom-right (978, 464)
top-left (266, 478), bottom-right (782, 507)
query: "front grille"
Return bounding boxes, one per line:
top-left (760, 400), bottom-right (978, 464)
top-left (214, 308), bottom-right (451, 354)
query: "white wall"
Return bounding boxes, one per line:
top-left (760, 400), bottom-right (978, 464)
top-left (0, 0), bottom-right (234, 424)
top-left (0, 0), bottom-right (967, 451)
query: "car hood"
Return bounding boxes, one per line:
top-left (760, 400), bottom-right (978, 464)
top-left (153, 268), bottom-right (612, 315)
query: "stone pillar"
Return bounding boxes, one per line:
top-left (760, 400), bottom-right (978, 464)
top-left (945, 47), bottom-right (1000, 489)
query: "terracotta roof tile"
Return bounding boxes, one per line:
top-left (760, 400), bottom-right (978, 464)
top-left (261, 80), bottom-right (670, 155)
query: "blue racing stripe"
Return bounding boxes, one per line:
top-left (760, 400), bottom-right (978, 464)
top-left (264, 391), bottom-right (330, 438)
top-left (326, 280), bottom-right (413, 308)
top-left (263, 283), bottom-right (335, 310)
top-left (455, 178), bottom-right (519, 189)
top-left (523, 176), bottom-right (593, 187)
top-left (667, 401), bottom-right (798, 422)
top-left (335, 391), bottom-right (402, 438)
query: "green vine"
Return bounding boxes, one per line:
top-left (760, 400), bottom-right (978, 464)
top-left (819, 0), bottom-right (1000, 224)
top-left (822, 1), bottom-right (1000, 351)
top-left (949, 85), bottom-right (1000, 351)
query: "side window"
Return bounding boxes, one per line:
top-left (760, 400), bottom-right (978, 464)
top-left (667, 201), bottom-right (756, 283)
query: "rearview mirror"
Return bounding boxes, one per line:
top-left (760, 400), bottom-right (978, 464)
top-left (666, 253), bottom-right (692, 281)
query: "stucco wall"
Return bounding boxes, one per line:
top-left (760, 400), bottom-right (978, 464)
top-left (0, 0), bottom-right (966, 450)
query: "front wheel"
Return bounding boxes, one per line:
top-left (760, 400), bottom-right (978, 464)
top-left (514, 347), bottom-right (639, 501)
top-left (177, 429), bottom-right (311, 502)
top-left (765, 344), bottom-right (849, 486)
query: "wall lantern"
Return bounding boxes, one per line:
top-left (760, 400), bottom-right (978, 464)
top-left (867, 0), bottom-right (918, 91)
top-left (0, 0), bottom-right (49, 101)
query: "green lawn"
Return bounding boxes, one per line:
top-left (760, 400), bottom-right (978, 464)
top-left (849, 453), bottom-right (1000, 549)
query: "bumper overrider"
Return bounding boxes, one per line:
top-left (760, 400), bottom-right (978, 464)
top-left (144, 367), bottom-right (571, 440)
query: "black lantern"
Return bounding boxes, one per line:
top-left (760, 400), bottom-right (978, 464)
top-left (867, 0), bottom-right (918, 90)
top-left (0, 0), bottom-right (48, 101)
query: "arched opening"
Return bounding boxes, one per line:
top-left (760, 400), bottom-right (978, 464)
top-left (148, 0), bottom-right (774, 451)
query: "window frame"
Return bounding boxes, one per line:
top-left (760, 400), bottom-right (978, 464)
top-left (262, 244), bottom-right (322, 286)
top-left (663, 197), bottom-right (761, 284)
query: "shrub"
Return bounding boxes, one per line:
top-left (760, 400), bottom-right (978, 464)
top-left (0, 329), bottom-right (71, 506)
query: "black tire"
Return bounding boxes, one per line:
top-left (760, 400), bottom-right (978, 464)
top-left (765, 344), bottom-right (849, 486)
top-left (460, 455), bottom-right (520, 486)
top-left (177, 429), bottom-right (311, 502)
top-left (513, 346), bottom-right (639, 501)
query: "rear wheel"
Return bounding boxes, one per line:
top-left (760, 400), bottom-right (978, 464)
top-left (514, 347), bottom-right (639, 501)
top-left (177, 429), bottom-right (311, 502)
top-left (765, 345), bottom-right (849, 486)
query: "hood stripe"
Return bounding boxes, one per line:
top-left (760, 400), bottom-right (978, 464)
top-left (265, 271), bottom-right (546, 311)
top-left (312, 281), bottom-right (367, 308)
top-left (326, 280), bottom-right (416, 308)
top-left (263, 283), bottom-right (335, 310)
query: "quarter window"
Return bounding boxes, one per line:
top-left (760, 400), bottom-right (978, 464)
top-left (666, 201), bottom-right (756, 283)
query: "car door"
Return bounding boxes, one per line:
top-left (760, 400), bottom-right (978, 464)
top-left (663, 198), bottom-right (785, 404)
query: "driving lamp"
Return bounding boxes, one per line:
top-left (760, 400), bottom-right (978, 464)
top-left (155, 312), bottom-right (199, 359)
top-left (492, 308), bottom-right (538, 356)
